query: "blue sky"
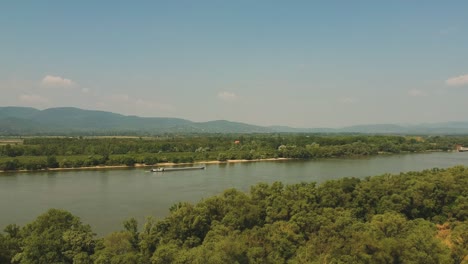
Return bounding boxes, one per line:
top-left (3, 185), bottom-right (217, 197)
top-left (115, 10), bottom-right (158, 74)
top-left (1, 1), bottom-right (468, 127)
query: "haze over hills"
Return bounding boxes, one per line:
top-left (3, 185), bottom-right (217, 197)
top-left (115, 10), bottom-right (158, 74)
top-left (0, 107), bottom-right (270, 135)
top-left (1, 106), bottom-right (468, 135)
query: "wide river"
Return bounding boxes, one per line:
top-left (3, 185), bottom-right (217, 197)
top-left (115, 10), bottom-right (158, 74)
top-left (1, 152), bottom-right (468, 235)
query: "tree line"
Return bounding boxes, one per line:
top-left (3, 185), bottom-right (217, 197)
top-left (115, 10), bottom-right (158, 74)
top-left (1, 166), bottom-right (468, 263)
top-left (0, 134), bottom-right (465, 171)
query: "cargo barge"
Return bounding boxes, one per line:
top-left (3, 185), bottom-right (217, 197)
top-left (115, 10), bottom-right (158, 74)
top-left (151, 166), bottom-right (205, 172)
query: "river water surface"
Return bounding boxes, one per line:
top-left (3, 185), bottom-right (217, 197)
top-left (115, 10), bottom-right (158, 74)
top-left (1, 152), bottom-right (467, 235)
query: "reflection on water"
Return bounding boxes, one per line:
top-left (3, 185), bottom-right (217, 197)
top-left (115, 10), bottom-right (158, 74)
top-left (0, 152), bottom-right (467, 235)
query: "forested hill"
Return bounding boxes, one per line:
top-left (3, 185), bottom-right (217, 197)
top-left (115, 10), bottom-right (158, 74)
top-left (2, 106), bottom-right (468, 135)
top-left (0, 107), bottom-right (271, 135)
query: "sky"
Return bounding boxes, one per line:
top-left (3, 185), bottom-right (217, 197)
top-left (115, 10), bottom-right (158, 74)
top-left (1, 1), bottom-right (468, 128)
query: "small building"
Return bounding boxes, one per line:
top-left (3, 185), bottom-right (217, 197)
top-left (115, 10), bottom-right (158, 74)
top-left (455, 145), bottom-right (468, 152)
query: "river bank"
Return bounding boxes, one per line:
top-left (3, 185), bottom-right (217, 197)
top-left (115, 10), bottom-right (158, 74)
top-left (0, 157), bottom-right (293, 174)
top-left (0, 149), bottom-right (455, 174)
top-left (2, 134), bottom-right (458, 173)
top-left (1, 151), bottom-right (466, 235)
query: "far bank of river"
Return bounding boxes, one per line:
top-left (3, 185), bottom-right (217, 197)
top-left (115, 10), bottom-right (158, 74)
top-left (0, 158), bottom-right (293, 173)
top-left (0, 151), bottom-right (467, 235)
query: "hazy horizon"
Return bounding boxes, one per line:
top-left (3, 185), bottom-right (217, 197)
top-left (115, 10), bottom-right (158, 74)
top-left (1, 1), bottom-right (467, 127)
top-left (3, 105), bottom-right (468, 130)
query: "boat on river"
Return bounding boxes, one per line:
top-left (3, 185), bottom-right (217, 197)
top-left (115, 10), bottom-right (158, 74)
top-left (151, 166), bottom-right (205, 172)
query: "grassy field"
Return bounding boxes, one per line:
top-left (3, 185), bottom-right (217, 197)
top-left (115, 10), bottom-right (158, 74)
top-left (0, 138), bottom-right (23, 145)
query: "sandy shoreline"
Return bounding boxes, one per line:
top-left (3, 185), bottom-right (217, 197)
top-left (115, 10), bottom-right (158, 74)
top-left (0, 158), bottom-right (292, 174)
top-left (1, 150), bottom-right (451, 174)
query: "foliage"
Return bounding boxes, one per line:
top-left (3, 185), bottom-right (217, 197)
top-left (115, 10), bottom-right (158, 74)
top-left (1, 134), bottom-right (463, 171)
top-left (1, 166), bottom-right (468, 263)
top-left (11, 209), bottom-right (95, 264)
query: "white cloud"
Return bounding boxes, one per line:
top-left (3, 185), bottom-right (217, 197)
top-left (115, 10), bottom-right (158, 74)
top-left (446, 74), bottom-right (468, 87)
top-left (408, 89), bottom-right (427, 97)
top-left (41, 75), bottom-right (75, 87)
top-left (81, 88), bottom-right (90, 93)
top-left (18, 94), bottom-right (48, 104)
top-left (339, 97), bottom-right (358, 104)
top-left (218, 91), bottom-right (238, 101)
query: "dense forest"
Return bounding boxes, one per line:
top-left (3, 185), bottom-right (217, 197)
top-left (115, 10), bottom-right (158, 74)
top-left (1, 134), bottom-right (467, 171)
top-left (1, 166), bottom-right (468, 263)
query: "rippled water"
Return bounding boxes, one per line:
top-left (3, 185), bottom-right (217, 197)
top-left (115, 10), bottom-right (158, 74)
top-left (1, 152), bottom-right (467, 235)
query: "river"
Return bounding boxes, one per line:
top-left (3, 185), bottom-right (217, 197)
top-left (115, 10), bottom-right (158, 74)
top-left (1, 152), bottom-right (467, 235)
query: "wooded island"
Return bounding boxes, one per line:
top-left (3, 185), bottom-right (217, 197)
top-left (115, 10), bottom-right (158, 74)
top-left (1, 134), bottom-right (467, 172)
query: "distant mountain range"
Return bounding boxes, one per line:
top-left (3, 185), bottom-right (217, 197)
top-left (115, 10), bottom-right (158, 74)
top-left (1, 106), bottom-right (468, 135)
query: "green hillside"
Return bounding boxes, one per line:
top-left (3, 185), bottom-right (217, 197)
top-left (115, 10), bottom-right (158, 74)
top-left (2, 106), bottom-right (468, 135)
top-left (0, 107), bottom-right (270, 135)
